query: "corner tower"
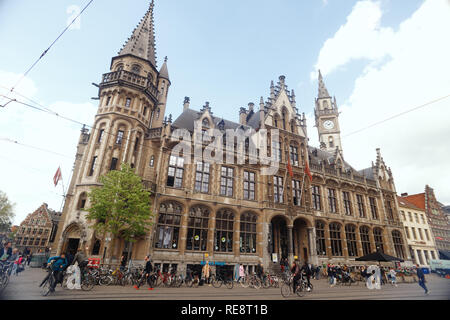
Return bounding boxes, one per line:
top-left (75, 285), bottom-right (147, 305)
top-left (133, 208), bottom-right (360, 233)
top-left (314, 70), bottom-right (343, 155)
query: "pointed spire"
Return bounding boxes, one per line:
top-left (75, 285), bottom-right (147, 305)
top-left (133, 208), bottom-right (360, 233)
top-left (119, 0), bottom-right (157, 67)
top-left (318, 69), bottom-right (330, 98)
top-left (159, 56), bottom-right (170, 80)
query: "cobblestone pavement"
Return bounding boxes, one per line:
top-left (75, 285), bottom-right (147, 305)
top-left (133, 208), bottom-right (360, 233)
top-left (1, 267), bottom-right (449, 300)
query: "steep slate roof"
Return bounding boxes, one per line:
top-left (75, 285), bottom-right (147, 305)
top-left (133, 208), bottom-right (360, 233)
top-left (402, 193), bottom-right (426, 210)
top-left (159, 57), bottom-right (169, 81)
top-left (318, 70), bottom-right (331, 99)
top-left (118, 0), bottom-right (157, 67)
top-left (172, 108), bottom-right (255, 132)
top-left (308, 146), bottom-right (359, 173)
top-left (358, 167), bottom-right (375, 180)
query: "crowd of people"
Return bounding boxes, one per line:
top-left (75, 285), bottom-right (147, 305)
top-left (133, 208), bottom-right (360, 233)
top-left (0, 241), bottom-right (34, 276)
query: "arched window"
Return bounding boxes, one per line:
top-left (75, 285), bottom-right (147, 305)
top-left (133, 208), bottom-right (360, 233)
top-left (214, 209), bottom-right (234, 252)
top-left (345, 225), bottom-right (358, 257)
top-left (316, 221), bottom-right (327, 256)
top-left (329, 223), bottom-right (342, 256)
top-left (373, 228), bottom-right (384, 252)
top-left (186, 206), bottom-right (210, 251)
top-left (91, 239), bottom-right (101, 255)
top-left (116, 64), bottom-right (124, 71)
top-left (360, 226), bottom-right (371, 255)
top-left (392, 230), bottom-right (405, 259)
top-left (149, 155), bottom-right (155, 167)
top-left (282, 111), bottom-right (287, 130)
top-left (329, 136), bottom-right (334, 148)
top-left (154, 202), bottom-right (182, 249)
top-left (77, 192), bottom-right (87, 210)
top-left (131, 64), bottom-right (141, 74)
top-left (240, 212), bottom-right (257, 253)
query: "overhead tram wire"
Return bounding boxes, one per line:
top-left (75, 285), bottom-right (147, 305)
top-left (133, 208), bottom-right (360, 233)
top-left (343, 94), bottom-right (450, 138)
top-left (8, 0), bottom-right (95, 94)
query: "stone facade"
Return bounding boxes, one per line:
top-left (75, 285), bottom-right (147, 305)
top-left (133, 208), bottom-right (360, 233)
top-left (53, 1), bottom-right (410, 274)
top-left (397, 196), bottom-right (439, 266)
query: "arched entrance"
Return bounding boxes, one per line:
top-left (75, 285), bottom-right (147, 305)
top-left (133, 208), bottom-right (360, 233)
top-left (270, 216), bottom-right (289, 262)
top-left (293, 218), bottom-right (309, 263)
top-left (61, 223), bottom-right (82, 255)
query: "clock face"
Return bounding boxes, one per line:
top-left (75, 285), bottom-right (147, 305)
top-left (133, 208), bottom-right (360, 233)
top-left (323, 120), bottom-right (334, 130)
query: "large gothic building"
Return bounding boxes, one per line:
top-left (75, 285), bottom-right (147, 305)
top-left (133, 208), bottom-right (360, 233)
top-left (54, 1), bottom-right (411, 275)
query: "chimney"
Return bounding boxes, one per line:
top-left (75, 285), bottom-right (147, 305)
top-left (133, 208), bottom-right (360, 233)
top-left (401, 193), bottom-right (409, 197)
top-left (183, 97), bottom-right (190, 111)
top-left (239, 107), bottom-right (247, 125)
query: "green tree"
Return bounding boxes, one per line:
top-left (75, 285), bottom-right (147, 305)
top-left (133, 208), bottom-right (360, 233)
top-left (0, 191), bottom-right (15, 233)
top-left (86, 163), bottom-right (153, 262)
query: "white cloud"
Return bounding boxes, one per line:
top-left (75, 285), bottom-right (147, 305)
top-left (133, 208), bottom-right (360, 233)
top-left (309, 0), bottom-right (450, 203)
top-left (0, 71), bottom-right (96, 225)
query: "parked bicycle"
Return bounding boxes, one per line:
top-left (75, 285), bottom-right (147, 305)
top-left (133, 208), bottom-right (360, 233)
top-left (210, 273), bottom-right (234, 289)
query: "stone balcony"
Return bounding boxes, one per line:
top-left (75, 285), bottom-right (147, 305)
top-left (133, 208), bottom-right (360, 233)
top-left (100, 70), bottom-right (158, 101)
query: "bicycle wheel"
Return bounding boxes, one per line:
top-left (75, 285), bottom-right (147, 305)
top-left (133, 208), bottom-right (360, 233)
top-left (280, 283), bottom-right (292, 298)
top-left (40, 277), bottom-right (52, 296)
top-left (225, 279), bottom-right (234, 289)
top-left (155, 276), bottom-right (163, 287)
top-left (252, 278), bottom-right (261, 289)
top-left (261, 278), bottom-right (270, 289)
top-left (81, 274), bottom-right (95, 291)
top-left (185, 278), bottom-right (193, 287)
top-left (211, 277), bottom-right (222, 288)
top-left (296, 283), bottom-right (305, 297)
top-left (99, 275), bottom-right (112, 286)
top-left (192, 278), bottom-right (199, 288)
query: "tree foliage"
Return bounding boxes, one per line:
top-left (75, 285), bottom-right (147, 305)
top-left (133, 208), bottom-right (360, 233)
top-left (0, 191), bottom-right (15, 232)
top-left (86, 163), bottom-right (153, 247)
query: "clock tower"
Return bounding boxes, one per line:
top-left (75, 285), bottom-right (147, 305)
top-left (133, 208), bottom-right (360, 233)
top-left (314, 70), bottom-right (343, 155)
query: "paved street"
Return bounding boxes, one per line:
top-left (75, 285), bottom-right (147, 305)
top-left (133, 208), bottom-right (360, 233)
top-left (1, 267), bottom-right (449, 300)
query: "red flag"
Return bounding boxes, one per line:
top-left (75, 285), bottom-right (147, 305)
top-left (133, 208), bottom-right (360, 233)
top-left (53, 167), bottom-right (62, 187)
top-left (287, 156), bottom-right (294, 179)
top-left (304, 161), bottom-right (312, 182)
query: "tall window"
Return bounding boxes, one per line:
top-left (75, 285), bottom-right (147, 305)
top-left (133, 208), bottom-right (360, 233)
top-left (418, 228), bottom-right (423, 240)
top-left (272, 142), bottom-right (282, 162)
top-left (292, 180), bottom-right (302, 206)
top-left (116, 130), bottom-right (124, 144)
top-left (369, 197), bottom-right (378, 220)
top-left (125, 98), bottom-right (131, 108)
top-left (243, 171), bottom-right (256, 200)
top-left (392, 230), bottom-right (405, 259)
top-left (343, 191), bottom-right (352, 216)
top-left (195, 162), bottom-right (210, 193)
top-left (345, 225), bottom-right (358, 257)
top-left (312, 186), bottom-right (321, 211)
top-left (154, 202), bottom-right (182, 249)
top-left (106, 96), bottom-right (111, 106)
top-left (134, 137), bottom-right (139, 152)
top-left (329, 136), bottom-right (334, 148)
top-left (214, 209), bottom-right (234, 252)
top-left (167, 155), bottom-right (184, 188)
top-left (424, 229), bottom-right (430, 241)
top-left (88, 156), bottom-right (97, 176)
top-left (273, 176), bottom-right (284, 203)
top-left (386, 200), bottom-right (394, 221)
top-left (240, 212), bottom-right (257, 253)
top-left (329, 223), bottom-right (343, 256)
top-left (360, 226), bottom-right (371, 255)
top-left (414, 213), bottom-right (419, 223)
top-left (220, 167), bottom-right (234, 197)
top-left (149, 155), bottom-right (154, 167)
top-left (316, 221), bottom-right (327, 256)
top-left (290, 146), bottom-right (299, 166)
top-left (97, 129), bottom-right (104, 143)
top-left (186, 206), bottom-right (210, 251)
top-left (405, 227), bottom-right (410, 239)
top-left (356, 194), bottom-right (366, 218)
top-left (328, 188), bottom-right (337, 213)
top-left (373, 228), bottom-right (384, 252)
top-left (77, 193), bottom-right (87, 210)
top-left (110, 157), bottom-right (118, 171)
top-left (411, 227), bottom-right (417, 240)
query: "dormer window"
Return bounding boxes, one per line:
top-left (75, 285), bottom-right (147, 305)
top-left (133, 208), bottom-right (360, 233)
top-left (202, 118), bottom-right (210, 128)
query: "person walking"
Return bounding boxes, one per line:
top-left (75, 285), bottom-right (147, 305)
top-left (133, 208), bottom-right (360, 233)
top-left (0, 241), bottom-right (12, 260)
top-left (26, 251), bottom-right (32, 267)
top-left (416, 264), bottom-right (429, 295)
top-left (135, 255), bottom-right (154, 290)
top-left (202, 261), bottom-right (211, 285)
top-left (301, 261), bottom-right (313, 291)
top-left (389, 268), bottom-right (397, 287)
top-left (238, 264), bottom-right (245, 283)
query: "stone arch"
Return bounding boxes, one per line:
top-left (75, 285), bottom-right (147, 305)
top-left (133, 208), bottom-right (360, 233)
top-left (59, 221), bottom-right (87, 255)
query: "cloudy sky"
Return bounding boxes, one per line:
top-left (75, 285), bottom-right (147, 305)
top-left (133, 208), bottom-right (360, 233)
top-left (0, 0), bottom-right (449, 225)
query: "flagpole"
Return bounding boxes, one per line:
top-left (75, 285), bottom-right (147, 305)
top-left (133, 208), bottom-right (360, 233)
top-left (59, 169), bottom-right (66, 212)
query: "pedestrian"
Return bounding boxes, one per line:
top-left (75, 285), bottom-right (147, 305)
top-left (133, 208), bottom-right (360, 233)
top-left (238, 264), bottom-right (245, 282)
top-left (0, 241), bottom-right (12, 260)
top-left (26, 251), bottom-right (32, 267)
top-left (315, 266), bottom-right (321, 280)
top-left (389, 268), bottom-right (397, 287)
top-left (301, 261), bottom-right (313, 291)
top-left (120, 255), bottom-right (127, 272)
top-left (328, 264), bottom-right (336, 287)
top-left (134, 255), bottom-right (154, 290)
top-left (202, 261), bottom-right (211, 285)
top-left (415, 264), bottom-right (429, 295)
top-left (256, 262), bottom-right (264, 281)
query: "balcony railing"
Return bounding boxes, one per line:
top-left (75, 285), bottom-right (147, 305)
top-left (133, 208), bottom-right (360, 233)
top-left (100, 70), bottom-right (158, 100)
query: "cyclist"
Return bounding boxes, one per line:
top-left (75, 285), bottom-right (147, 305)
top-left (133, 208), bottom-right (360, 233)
top-left (291, 260), bottom-right (301, 293)
top-left (40, 253), bottom-right (68, 292)
top-left (134, 255), bottom-right (154, 290)
top-left (301, 261), bottom-right (313, 291)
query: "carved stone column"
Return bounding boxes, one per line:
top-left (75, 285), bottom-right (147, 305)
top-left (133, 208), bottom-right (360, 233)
top-left (308, 227), bottom-right (318, 265)
top-left (287, 225), bottom-right (294, 264)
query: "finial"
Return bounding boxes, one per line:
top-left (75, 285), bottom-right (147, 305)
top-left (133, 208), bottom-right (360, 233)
top-left (164, 56), bottom-right (168, 63)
